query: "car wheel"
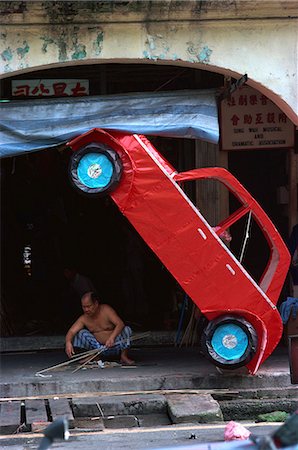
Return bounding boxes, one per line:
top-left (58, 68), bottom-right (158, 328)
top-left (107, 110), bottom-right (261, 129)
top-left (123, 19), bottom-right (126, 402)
top-left (201, 315), bottom-right (258, 369)
top-left (69, 142), bottom-right (122, 196)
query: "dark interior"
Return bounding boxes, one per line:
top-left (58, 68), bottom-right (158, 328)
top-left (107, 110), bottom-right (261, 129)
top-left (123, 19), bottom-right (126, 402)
top-left (229, 149), bottom-right (289, 298)
top-left (0, 136), bottom-right (196, 336)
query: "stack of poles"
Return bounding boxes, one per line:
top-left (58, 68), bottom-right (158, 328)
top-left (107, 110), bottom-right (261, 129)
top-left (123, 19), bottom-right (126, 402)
top-left (35, 332), bottom-right (150, 376)
top-left (179, 303), bottom-right (201, 347)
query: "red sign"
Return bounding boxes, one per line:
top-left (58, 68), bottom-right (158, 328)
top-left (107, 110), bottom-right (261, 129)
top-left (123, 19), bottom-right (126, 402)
top-left (220, 85), bottom-right (295, 150)
top-left (11, 79), bottom-right (89, 97)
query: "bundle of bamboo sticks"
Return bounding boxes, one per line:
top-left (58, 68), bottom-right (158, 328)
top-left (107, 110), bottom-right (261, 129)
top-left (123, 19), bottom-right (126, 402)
top-left (179, 304), bottom-right (201, 347)
top-left (35, 332), bottom-right (150, 376)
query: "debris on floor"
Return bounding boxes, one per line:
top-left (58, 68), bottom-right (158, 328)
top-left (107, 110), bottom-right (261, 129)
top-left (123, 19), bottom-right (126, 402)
top-left (34, 332), bottom-right (148, 376)
top-left (81, 361), bottom-right (122, 369)
top-left (224, 421), bottom-right (251, 440)
top-left (256, 411), bottom-right (290, 422)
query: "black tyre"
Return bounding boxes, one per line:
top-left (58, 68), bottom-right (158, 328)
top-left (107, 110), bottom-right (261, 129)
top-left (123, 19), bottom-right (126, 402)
top-left (69, 142), bottom-right (122, 197)
top-left (201, 315), bottom-right (258, 369)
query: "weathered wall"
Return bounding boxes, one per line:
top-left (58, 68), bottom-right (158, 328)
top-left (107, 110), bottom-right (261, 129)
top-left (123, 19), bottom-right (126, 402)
top-left (0, 1), bottom-right (297, 124)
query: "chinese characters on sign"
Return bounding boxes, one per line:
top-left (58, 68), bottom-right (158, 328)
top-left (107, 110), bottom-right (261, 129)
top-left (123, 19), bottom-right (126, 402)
top-left (11, 79), bottom-right (89, 97)
top-left (220, 85), bottom-right (295, 150)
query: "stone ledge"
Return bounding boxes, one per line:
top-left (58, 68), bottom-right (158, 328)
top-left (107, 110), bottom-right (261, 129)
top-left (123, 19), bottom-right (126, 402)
top-left (220, 398), bottom-right (298, 421)
top-left (72, 394), bottom-right (167, 417)
top-left (0, 332), bottom-right (176, 353)
top-left (166, 393), bottom-right (223, 424)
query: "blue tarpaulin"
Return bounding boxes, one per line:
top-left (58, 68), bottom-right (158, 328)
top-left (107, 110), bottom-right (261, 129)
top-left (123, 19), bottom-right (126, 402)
top-left (0, 89), bottom-right (219, 158)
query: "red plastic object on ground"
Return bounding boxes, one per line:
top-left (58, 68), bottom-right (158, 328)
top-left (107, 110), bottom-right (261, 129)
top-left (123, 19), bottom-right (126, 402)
top-left (68, 128), bottom-right (290, 374)
top-left (224, 421), bottom-right (251, 441)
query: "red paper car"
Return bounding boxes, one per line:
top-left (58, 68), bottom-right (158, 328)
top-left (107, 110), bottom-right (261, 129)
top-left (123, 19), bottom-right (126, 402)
top-left (68, 128), bottom-right (290, 374)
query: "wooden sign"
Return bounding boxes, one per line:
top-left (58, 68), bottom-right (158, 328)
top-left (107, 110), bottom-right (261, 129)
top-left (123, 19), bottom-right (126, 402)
top-left (220, 85), bottom-right (295, 150)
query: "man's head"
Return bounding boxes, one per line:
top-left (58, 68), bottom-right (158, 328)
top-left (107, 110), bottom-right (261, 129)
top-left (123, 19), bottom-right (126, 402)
top-left (81, 292), bottom-right (100, 316)
top-left (63, 267), bottom-right (77, 281)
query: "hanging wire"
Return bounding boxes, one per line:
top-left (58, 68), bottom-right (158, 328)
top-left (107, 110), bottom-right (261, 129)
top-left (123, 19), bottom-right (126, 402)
top-left (11, 157), bottom-right (16, 175)
top-left (239, 211), bottom-right (252, 264)
top-left (154, 69), bottom-right (188, 92)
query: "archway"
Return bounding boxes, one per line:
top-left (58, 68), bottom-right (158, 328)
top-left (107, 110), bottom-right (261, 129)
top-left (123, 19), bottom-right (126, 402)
top-left (0, 59), bottom-right (295, 343)
top-left (0, 62), bottom-right (223, 338)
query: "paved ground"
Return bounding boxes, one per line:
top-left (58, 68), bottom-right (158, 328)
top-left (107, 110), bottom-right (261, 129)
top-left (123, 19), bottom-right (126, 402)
top-left (0, 344), bottom-right (296, 449)
top-left (0, 421), bottom-right (283, 450)
top-left (0, 344), bottom-right (293, 398)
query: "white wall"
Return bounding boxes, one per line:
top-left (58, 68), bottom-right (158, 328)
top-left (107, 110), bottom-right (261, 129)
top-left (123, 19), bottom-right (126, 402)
top-left (0, 1), bottom-right (297, 124)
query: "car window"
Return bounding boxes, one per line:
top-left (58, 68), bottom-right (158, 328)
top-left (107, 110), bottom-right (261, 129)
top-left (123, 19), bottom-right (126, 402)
top-left (179, 177), bottom-right (270, 285)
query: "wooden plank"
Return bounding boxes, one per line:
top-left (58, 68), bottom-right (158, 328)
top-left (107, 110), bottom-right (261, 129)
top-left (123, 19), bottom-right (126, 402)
top-left (0, 388), bottom-right (237, 402)
top-left (48, 398), bottom-right (74, 428)
top-left (25, 399), bottom-right (48, 425)
top-left (0, 401), bottom-right (21, 434)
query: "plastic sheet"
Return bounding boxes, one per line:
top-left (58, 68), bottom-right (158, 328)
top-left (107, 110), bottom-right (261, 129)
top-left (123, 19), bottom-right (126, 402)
top-left (0, 89), bottom-right (218, 158)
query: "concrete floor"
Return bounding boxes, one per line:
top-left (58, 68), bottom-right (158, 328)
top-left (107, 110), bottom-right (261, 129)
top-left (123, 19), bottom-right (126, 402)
top-left (0, 345), bottom-right (296, 450)
top-left (0, 344), bottom-right (293, 398)
top-left (0, 422), bottom-right (283, 450)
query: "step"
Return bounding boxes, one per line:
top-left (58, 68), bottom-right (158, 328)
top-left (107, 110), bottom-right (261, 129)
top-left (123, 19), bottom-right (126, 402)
top-left (219, 398), bottom-right (298, 421)
top-left (73, 393), bottom-right (223, 425)
top-left (2, 393), bottom-right (297, 436)
top-left (212, 386), bottom-right (298, 401)
top-left (0, 393), bottom-right (223, 435)
top-left (166, 394), bottom-right (223, 424)
top-left (72, 394), bottom-right (166, 417)
top-left (0, 371), bottom-right (293, 398)
top-left (0, 332), bottom-right (176, 353)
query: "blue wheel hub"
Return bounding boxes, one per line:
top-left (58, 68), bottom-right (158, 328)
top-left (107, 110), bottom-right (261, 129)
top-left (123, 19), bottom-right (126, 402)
top-left (77, 153), bottom-right (114, 189)
top-left (211, 323), bottom-right (248, 361)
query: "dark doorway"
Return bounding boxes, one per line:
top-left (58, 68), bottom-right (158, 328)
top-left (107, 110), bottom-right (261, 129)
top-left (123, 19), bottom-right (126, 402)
top-left (1, 137), bottom-right (194, 336)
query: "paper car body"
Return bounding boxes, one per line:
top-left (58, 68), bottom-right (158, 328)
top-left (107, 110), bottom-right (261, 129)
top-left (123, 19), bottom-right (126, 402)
top-left (68, 128), bottom-right (290, 374)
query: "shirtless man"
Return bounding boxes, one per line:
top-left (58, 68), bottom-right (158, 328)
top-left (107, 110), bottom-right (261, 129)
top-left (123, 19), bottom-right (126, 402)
top-left (65, 292), bottom-right (134, 365)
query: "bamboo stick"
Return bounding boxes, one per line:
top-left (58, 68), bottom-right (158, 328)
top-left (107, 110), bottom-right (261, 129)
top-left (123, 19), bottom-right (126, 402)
top-left (35, 349), bottom-right (101, 375)
top-left (71, 351), bottom-right (101, 373)
top-left (35, 331), bottom-right (151, 375)
top-left (0, 388), bottom-right (238, 402)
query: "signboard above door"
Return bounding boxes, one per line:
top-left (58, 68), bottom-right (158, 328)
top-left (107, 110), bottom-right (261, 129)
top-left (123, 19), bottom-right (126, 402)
top-left (11, 79), bottom-right (89, 97)
top-left (220, 85), bottom-right (295, 150)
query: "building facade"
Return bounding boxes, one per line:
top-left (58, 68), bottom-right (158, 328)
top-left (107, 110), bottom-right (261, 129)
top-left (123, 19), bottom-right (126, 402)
top-left (0, 1), bottom-right (297, 337)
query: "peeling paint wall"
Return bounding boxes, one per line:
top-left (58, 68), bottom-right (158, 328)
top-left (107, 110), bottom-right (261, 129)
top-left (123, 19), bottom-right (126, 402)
top-left (1, 25), bottom-right (105, 70)
top-left (0, 1), bottom-right (297, 124)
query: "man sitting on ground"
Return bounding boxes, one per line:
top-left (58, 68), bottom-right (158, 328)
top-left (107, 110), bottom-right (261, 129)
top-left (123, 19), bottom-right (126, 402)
top-left (65, 291), bottom-right (134, 365)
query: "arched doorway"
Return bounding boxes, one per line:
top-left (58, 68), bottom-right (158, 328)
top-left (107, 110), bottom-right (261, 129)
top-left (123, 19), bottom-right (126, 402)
top-left (0, 61), bottom-right (295, 342)
top-left (0, 62), bottom-right (223, 337)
